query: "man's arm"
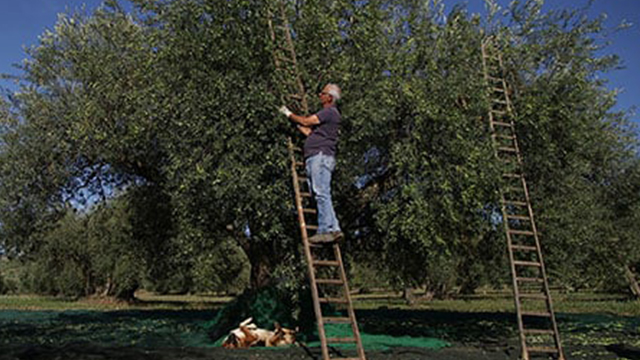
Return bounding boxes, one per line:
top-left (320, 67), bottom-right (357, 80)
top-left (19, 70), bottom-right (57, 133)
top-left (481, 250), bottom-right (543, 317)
top-left (289, 113), bottom-right (320, 127)
top-left (297, 125), bottom-right (312, 137)
top-left (279, 105), bottom-right (320, 127)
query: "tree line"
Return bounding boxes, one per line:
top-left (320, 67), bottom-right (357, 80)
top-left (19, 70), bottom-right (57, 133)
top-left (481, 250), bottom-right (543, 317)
top-left (0, 0), bottom-right (638, 300)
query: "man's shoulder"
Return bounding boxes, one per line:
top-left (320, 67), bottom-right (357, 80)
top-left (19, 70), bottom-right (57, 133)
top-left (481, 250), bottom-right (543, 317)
top-left (316, 106), bottom-right (341, 123)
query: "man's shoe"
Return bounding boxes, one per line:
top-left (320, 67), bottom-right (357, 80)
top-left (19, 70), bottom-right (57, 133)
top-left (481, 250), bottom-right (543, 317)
top-left (330, 231), bottom-right (344, 242)
top-left (309, 233), bottom-right (334, 244)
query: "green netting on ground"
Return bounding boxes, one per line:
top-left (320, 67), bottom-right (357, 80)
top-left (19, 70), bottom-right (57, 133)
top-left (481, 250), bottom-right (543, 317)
top-left (0, 309), bottom-right (214, 348)
top-left (3, 305), bottom-right (640, 355)
top-left (202, 285), bottom-right (313, 343)
top-left (306, 323), bottom-right (450, 351)
top-left (211, 322), bottom-right (449, 350)
top-left (203, 287), bottom-right (450, 350)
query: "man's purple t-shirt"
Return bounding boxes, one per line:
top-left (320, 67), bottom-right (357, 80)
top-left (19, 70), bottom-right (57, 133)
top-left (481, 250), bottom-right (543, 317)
top-left (304, 105), bottom-right (341, 158)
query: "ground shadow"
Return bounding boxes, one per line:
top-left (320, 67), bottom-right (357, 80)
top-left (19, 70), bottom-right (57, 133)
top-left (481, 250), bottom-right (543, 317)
top-left (0, 307), bottom-right (638, 359)
top-left (356, 308), bottom-right (516, 344)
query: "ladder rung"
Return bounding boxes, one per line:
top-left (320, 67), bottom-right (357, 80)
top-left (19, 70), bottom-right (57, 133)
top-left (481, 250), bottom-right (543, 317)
top-left (295, 161), bottom-right (304, 167)
top-left (323, 317), bottom-right (351, 324)
top-left (300, 192), bottom-right (312, 197)
top-left (316, 278), bottom-right (344, 285)
top-left (486, 75), bottom-right (503, 82)
top-left (306, 225), bottom-right (318, 230)
top-left (302, 208), bottom-right (317, 214)
top-left (521, 311), bottom-right (552, 318)
top-left (275, 55), bottom-right (295, 64)
top-left (523, 329), bottom-right (555, 335)
top-left (505, 214), bottom-right (529, 220)
top-left (291, 146), bottom-right (303, 152)
top-left (326, 337), bottom-right (356, 343)
top-left (499, 158), bottom-right (517, 164)
top-left (511, 245), bottom-right (537, 252)
top-left (503, 173), bottom-right (522, 179)
top-left (517, 277), bottom-right (544, 283)
top-left (492, 99), bottom-right (508, 105)
top-left (527, 346), bottom-right (559, 354)
top-left (514, 260), bottom-right (541, 267)
top-left (492, 121), bottom-right (513, 127)
top-left (298, 176), bottom-right (309, 182)
top-left (493, 134), bottom-right (515, 140)
top-left (504, 187), bottom-right (525, 194)
top-left (482, 52), bottom-right (500, 60)
top-left (509, 229), bottom-right (535, 236)
top-left (493, 87), bottom-right (505, 92)
top-left (519, 293), bottom-right (548, 300)
top-left (491, 110), bottom-right (507, 115)
top-left (498, 147), bottom-right (517, 153)
top-left (278, 65), bottom-right (299, 75)
top-left (286, 93), bottom-right (304, 100)
top-left (504, 200), bottom-right (528, 207)
top-left (313, 260), bottom-right (340, 267)
top-left (319, 297), bottom-right (348, 304)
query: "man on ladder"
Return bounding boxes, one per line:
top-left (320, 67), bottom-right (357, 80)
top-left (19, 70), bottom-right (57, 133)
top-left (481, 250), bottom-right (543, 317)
top-left (279, 83), bottom-right (344, 244)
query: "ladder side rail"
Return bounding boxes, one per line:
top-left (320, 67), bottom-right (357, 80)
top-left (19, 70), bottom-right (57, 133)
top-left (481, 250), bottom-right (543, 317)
top-left (266, 9), bottom-right (280, 68)
top-left (276, 2), bottom-right (309, 114)
top-left (484, 41), bottom-right (529, 359)
top-left (288, 139), bottom-right (330, 360)
top-left (498, 51), bottom-right (565, 359)
top-left (519, 175), bottom-right (565, 357)
top-left (272, 3), bottom-right (365, 358)
top-left (483, 39), bottom-right (565, 360)
top-left (333, 244), bottom-right (366, 359)
top-left (502, 196), bottom-right (528, 360)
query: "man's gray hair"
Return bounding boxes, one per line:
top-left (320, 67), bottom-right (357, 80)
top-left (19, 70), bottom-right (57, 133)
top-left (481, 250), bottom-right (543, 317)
top-left (326, 83), bottom-right (341, 102)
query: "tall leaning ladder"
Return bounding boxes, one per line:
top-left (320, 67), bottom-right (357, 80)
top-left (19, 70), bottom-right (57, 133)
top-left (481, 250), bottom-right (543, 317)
top-left (267, 2), bottom-right (366, 360)
top-left (481, 38), bottom-right (565, 360)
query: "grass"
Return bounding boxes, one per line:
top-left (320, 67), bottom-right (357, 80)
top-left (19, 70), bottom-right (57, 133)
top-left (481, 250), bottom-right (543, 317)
top-left (352, 290), bottom-right (640, 316)
top-left (0, 290), bottom-right (638, 358)
top-left (0, 291), bottom-right (231, 311)
top-left (1, 289), bottom-right (637, 316)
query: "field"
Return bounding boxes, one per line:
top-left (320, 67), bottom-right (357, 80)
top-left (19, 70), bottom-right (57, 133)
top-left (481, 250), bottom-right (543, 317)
top-left (0, 290), bottom-right (638, 360)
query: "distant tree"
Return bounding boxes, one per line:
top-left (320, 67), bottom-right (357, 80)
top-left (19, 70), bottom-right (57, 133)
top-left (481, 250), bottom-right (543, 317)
top-left (0, 0), bottom-right (637, 306)
top-left (494, 0), bottom-right (640, 294)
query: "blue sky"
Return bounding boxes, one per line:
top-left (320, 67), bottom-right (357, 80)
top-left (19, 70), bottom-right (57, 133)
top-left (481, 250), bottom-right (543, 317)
top-left (1, 0), bottom-right (638, 124)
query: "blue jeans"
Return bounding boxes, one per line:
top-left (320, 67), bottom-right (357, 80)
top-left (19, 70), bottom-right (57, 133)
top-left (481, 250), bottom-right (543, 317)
top-left (305, 153), bottom-right (340, 234)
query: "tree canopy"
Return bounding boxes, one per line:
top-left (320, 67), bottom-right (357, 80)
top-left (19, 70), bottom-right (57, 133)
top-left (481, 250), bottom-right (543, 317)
top-left (0, 0), bottom-right (638, 300)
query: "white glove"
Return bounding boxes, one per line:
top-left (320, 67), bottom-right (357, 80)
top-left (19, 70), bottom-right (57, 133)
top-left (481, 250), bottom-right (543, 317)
top-left (279, 105), bottom-right (293, 118)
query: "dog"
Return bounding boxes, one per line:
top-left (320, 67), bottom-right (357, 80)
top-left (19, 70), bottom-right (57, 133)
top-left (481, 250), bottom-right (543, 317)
top-left (267, 322), bottom-right (298, 347)
top-left (221, 318), bottom-right (298, 348)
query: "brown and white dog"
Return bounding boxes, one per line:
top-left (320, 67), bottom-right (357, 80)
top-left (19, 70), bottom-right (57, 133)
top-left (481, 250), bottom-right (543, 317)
top-left (222, 317), bottom-right (298, 349)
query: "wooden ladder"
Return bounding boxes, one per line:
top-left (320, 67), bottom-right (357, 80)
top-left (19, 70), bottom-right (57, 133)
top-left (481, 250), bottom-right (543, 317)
top-left (481, 37), bottom-right (565, 360)
top-left (268, 2), bottom-right (366, 359)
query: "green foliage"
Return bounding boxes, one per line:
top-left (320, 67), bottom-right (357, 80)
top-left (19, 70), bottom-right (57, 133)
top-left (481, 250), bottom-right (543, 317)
top-left (189, 238), bottom-right (250, 294)
top-left (0, 0), bottom-right (638, 302)
top-left (205, 285), bottom-right (311, 342)
top-left (0, 293), bottom-right (638, 359)
top-left (492, 1), bottom-right (640, 292)
top-left (21, 211), bottom-right (92, 298)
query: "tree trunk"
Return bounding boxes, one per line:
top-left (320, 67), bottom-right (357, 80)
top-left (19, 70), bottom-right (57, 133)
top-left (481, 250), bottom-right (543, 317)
top-left (402, 287), bottom-right (415, 305)
top-left (624, 265), bottom-right (640, 299)
top-left (249, 254), bottom-right (273, 289)
top-left (232, 224), bottom-right (275, 290)
top-left (115, 283), bottom-right (139, 302)
top-left (242, 241), bottom-right (275, 290)
top-left (101, 276), bottom-right (113, 297)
